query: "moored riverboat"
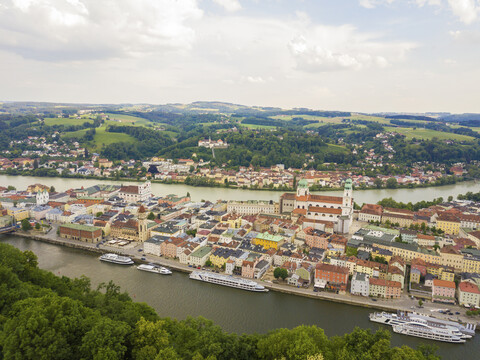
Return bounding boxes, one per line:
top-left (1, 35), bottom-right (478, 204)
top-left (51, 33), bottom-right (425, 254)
top-left (99, 253), bottom-right (134, 265)
top-left (189, 270), bottom-right (268, 292)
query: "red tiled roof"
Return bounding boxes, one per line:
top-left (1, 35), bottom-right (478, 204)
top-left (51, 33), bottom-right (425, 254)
top-left (433, 279), bottom-right (456, 288)
top-left (459, 281), bottom-right (480, 294)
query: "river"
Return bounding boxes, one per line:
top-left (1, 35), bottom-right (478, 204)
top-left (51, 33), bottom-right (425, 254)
top-left (0, 174), bottom-right (479, 204)
top-left (0, 235), bottom-right (478, 359)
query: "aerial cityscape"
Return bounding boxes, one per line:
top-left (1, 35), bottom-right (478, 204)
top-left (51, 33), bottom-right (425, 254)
top-left (1, 0), bottom-right (480, 359)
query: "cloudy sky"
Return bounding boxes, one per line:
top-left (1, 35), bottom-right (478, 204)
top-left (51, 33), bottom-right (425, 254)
top-left (1, 0), bottom-right (479, 113)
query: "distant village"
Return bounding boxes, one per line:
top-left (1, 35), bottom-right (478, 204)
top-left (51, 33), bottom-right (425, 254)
top-left (2, 179), bottom-right (480, 309)
top-left (0, 132), bottom-right (468, 190)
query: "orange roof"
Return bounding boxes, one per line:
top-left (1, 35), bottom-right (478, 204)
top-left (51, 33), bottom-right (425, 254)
top-left (369, 278), bottom-right (401, 288)
top-left (292, 208), bottom-right (307, 215)
top-left (307, 194), bottom-right (343, 204)
top-left (459, 281), bottom-right (480, 294)
top-left (433, 279), bottom-right (456, 288)
top-left (308, 206), bottom-right (342, 215)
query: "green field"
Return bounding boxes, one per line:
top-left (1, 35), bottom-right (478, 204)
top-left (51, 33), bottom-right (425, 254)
top-left (240, 123), bottom-right (277, 129)
top-left (326, 143), bottom-right (349, 153)
top-left (384, 127), bottom-right (475, 141)
top-left (105, 113), bottom-right (151, 126)
top-left (62, 125), bottom-right (137, 151)
top-left (44, 117), bottom-right (93, 126)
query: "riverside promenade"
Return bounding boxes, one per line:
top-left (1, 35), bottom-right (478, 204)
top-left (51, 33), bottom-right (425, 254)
top-left (9, 228), bottom-right (480, 328)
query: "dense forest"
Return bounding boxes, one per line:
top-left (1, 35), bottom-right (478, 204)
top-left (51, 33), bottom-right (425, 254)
top-left (0, 243), bottom-right (440, 360)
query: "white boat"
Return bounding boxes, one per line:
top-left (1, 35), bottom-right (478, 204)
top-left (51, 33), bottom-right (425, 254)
top-left (392, 322), bottom-right (466, 343)
top-left (369, 311), bottom-right (476, 337)
top-left (189, 270), bottom-right (268, 292)
top-left (99, 253), bottom-right (134, 265)
top-left (137, 264), bottom-right (172, 275)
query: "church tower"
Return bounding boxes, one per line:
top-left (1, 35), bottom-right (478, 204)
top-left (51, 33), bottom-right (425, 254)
top-left (342, 179), bottom-right (353, 216)
top-left (138, 205), bottom-right (149, 242)
top-left (296, 178), bottom-right (310, 197)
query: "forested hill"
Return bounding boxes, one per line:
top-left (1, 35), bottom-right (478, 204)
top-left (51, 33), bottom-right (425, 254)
top-left (0, 243), bottom-right (441, 360)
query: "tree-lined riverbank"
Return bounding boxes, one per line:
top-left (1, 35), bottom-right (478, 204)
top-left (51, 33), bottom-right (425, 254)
top-left (1, 174), bottom-right (479, 204)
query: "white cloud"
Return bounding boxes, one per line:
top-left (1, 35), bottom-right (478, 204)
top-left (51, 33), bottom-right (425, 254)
top-left (246, 76), bottom-right (266, 83)
top-left (0, 0), bottom-right (203, 61)
top-left (287, 24), bottom-right (414, 72)
top-left (443, 58), bottom-right (457, 64)
top-left (359, 0), bottom-right (395, 8)
top-left (212, 0), bottom-right (241, 12)
top-left (447, 0), bottom-right (480, 24)
top-left (414, 0), bottom-right (442, 6)
top-left (360, 0), bottom-right (480, 24)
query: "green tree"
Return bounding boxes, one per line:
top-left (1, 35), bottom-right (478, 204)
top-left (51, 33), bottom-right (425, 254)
top-left (1, 296), bottom-right (96, 360)
top-left (96, 212), bottom-right (103, 217)
top-left (147, 212), bottom-right (155, 220)
top-left (374, 178), bottom-right (383, 189)
top-left (35, 222), bottom-right (41, 230)
top-left (21, 219), bottom-right (32, 231)
top-left (418, 299), bottom-right (423, 307)
top-left (274, 267), bottom-right (288, 280)
top-left (80, 317), bottom-right (129, 360)
top-left (132, 318), bottom-right (177, 360)
top-left (386, 177), bottom-right (398, 189)
top-left (49, 186), bottom-right (56, 193)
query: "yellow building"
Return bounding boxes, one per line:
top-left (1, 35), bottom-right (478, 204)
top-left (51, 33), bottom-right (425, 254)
top-left (436, 213), bottom-right (460, 235)
top-left (253, 232), bottom-right (284, 250)
top-left (440, 271), bottom-right (455, 282)
top-left (463, 256), bottom-right (480, 274)
top-left (7, 207), bottom-right (29, 221)
top-left (440, 246), bottom-right (463, 271)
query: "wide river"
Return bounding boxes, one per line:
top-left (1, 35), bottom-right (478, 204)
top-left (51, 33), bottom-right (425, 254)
top-left (1, 235), bottom-right (479, 359)
top-left (0, 174), bottom-right (479, 204)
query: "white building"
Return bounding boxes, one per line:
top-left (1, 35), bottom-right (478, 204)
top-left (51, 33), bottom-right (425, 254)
top-left (36, 190), bottom-right (49, 205)
top-left (227, 200), bottom-right (278, 215)
top-left (144, 235), bottom-right (167, 257)
top-left (187, 246), bottom-right (212, 267)
top-left (457, 281), bottom-right (480, 307)
top-left (351, 272), bottom-right (370, 297)
top-left (119, 181), bottom-right (151, 203)
top-left (281, 178), bottom-right (353, 234)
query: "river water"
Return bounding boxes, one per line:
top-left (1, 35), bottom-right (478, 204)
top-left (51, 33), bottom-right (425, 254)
top-left (0, 174), bottom-right (479, 204)
top-left (0, 235), bottom-right (478, 359)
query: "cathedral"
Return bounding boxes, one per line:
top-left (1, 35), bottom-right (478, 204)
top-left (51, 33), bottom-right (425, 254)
top-left (280, 179), bottom-right (353, 234)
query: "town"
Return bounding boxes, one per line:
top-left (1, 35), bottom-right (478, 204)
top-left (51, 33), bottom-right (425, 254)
top-left (2, 179), bottom-right (480, 315)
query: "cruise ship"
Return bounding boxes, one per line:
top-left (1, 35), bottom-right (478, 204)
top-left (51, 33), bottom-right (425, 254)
top-left (392, 322), bottom-right (466, 343)
top-left (99, 253), bottom-right (134, 265)
top-left (189, 270), bottom-right (268, 292)
top-left (370, 311), bottom-right (476, 339)
top-left (137, 264), bottom-right (172, 275)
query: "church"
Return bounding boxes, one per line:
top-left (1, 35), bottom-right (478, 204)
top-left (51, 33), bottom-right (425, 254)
top-left (280, 179), bottom-right (353, 234)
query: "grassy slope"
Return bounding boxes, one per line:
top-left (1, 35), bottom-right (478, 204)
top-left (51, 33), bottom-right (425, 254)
top-left (384, 126), bottom-right (475, 141)
top-left (44, 117), bottom-right (93, 126)
top-left (105, 113), bottom-right (151, 126)
top-left (63, 125), bottom-right (137, 151)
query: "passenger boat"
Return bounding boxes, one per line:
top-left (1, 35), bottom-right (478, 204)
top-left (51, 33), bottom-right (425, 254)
top-left (99, 253), bottom-right (134, 265)
top-left (189, 270), bottom-right (268, 292)
top-left (137, 264), bottom-right (172, 275)
top-left (392, 322), bottom-right (466, 343)
top-left (369, 311), bottom-right (476, 338)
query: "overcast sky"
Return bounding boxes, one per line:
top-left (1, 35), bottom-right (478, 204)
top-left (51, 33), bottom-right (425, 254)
top-left (1, 0), bottom-right (479, 113)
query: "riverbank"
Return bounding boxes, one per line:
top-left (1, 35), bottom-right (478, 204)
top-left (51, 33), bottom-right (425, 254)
top-left (0, 170), bottom-right (473, 193)
top-left (2, 174), bottom-right (479, 204)
top-left (10, 230), bottom-right (480, 328)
